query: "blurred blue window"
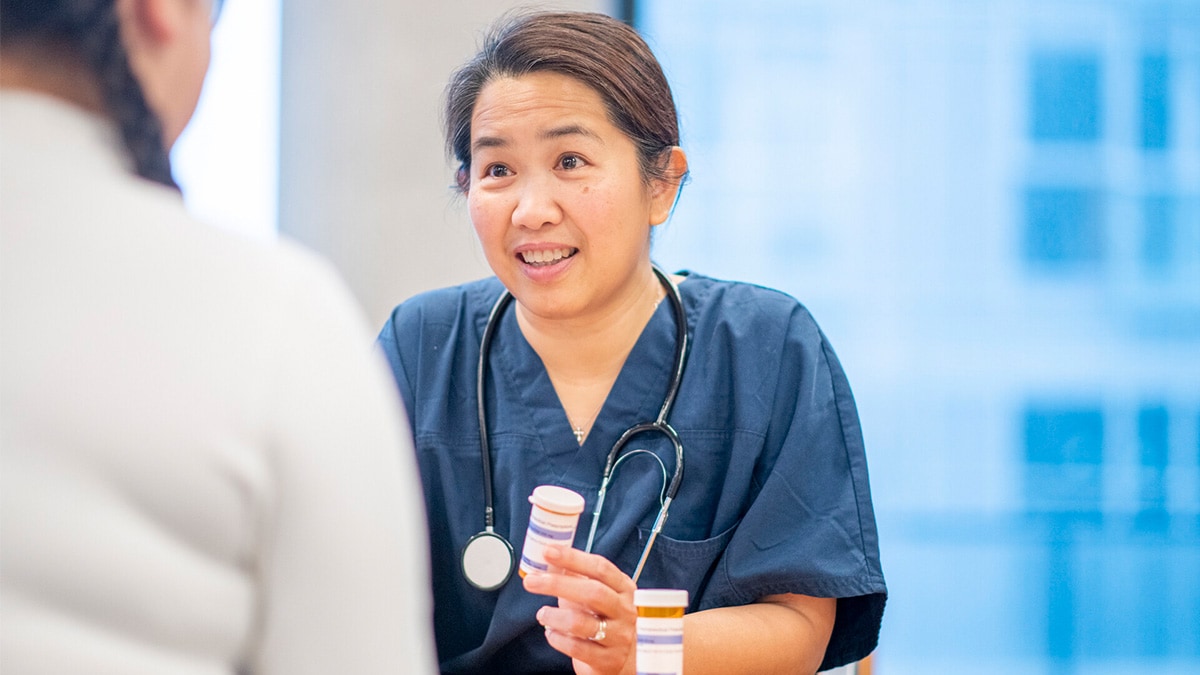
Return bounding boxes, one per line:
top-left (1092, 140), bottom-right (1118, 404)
top-left (1026, 407), bottom-right (1104, 465)
top-left (1141, 195), bottom-right (1175, 274)
top-left (1023, 188), bottom-right (1106, 268)
top-left (1139, 406), bottom-right (1169, 468)
top-left (1138, 405), bottom-right (1169, 519)
top-left (1024, 406), bottom-right (1104, 512)
top-left (633, 1), bottom-right (1200, 671)
top-left (1140, 54), bottom-right (1170, 149)
top-left (1030, 52), bottom-right (1101, 141)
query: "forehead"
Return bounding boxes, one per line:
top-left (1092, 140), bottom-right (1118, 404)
top-left (470, 72), bottom-right (615, 143)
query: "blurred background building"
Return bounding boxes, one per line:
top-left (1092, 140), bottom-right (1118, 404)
top-left (174, 0), bottom-right (1199, 673)
top-left (639, 1), bottom-right (1200, 673)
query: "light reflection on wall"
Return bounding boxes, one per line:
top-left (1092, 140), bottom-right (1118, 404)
top-left (171, 0), bottom-right (281, 240)
top-left (638, 1), bottom-right (1200, 673)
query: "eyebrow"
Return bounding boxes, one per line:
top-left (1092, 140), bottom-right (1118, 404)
top-left (471, 124), bottom-right (602, 154)
top-left (472, 135), bottom-right (508, 153)
top-left (540, 124), bottom-right (602, 142)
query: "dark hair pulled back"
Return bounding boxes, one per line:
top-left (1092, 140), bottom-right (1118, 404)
top-left (445, 11), bottom-right (682, 192)
top-left (1, 0), bottom-right (178, 188)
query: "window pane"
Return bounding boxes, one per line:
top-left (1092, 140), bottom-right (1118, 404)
top-left (1026, 407), bottom-right (1105, 465)
top-left (1137, 405), bottom-right (1170, 522)
top-left (1030, 52), bottom-right (1102, 141)
top-left (1140, 54), bottom-right (1170, 149)
top-left (1138, 406), bottom-right (1169, 469)
top-left (1023, 406), bottom-right (1104, 513)
top-left (1141, 195), bottom-right (1175, 274)
top-left (1023, 188), bottom-right (1106, 268)
top-left (1137, 403), bottom-right (1166, 468)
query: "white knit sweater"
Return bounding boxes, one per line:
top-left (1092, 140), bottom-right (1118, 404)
top-left (0, 90), bottom-right (437, 675)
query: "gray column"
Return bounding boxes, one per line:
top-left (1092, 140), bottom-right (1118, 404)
top-left (279, 0), bottom-right (609, 327)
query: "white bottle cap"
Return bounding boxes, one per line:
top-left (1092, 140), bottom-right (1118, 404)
top-left (529, 485), bottom-right (585, 515)
top-left (635, 589), bottom-right (689, 607)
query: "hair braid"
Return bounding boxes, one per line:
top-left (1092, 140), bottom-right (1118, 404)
top-left (71, 1), bottom-right (178, 189)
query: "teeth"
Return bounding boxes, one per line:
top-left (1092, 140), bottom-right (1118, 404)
top-left (521, 248), bottom-right (574, 265)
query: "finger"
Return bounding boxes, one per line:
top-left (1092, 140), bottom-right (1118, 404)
top-left (541, 626), bottom-right (606, 664)
top-left (538, 610), bottom-right (632, 674)
top-left (543, 629), bottom-right (631, 675)
top-left (523, 567), bottom-right (631, 622)
top-left (545, 545), bottom-right (637, 594)
top-left (536, 606), bottom-right (619, 644)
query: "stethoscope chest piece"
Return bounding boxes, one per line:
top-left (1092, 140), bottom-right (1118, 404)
top-left (461, 530), bottom-right (515, 591)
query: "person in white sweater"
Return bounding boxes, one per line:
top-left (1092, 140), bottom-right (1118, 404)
top-left (0, 1), bottom-right (438, 674)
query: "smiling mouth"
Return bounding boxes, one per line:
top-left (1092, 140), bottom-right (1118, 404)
top-left (519, 247), bottom-right (577, 267)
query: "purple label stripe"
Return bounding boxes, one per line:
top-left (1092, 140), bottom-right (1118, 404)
top-left (528, 521), bottom-right (575, 540)
top-left (520, 554), bottom-right (549, 572)
top-left (637, 634), bottom-right (683, 645)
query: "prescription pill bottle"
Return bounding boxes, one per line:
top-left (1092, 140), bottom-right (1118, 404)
top-left (518, 485), bottom-right (585, 578)
top-left (635, 588), bottom-right (687, 675)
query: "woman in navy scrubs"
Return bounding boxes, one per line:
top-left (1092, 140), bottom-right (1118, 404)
top-left (378, 11), bottom-right (885, 674)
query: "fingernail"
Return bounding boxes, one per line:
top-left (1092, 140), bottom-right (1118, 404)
top-left (544, 546), bottom-right (561, 561)
top-left (536, 607), bottom-right (546, 624)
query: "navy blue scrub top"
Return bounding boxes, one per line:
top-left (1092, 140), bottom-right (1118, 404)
top-left (378, 271), bottom-right (886, 674)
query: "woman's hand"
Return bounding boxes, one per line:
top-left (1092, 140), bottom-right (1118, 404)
top-left (523, 545), bottom-right (638, 675)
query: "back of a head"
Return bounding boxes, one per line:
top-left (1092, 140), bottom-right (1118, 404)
top-left (445, 11), bottom-right (681, 191)
top-left (1, 0), bottom-right (176, 187)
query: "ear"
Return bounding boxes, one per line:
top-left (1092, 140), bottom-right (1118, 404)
top-left (456, 166), bottom-right (471, 195)
top-left (648, 147), bottom-right (688, 226)
top-left (117, 0), bottom-right (183, 48)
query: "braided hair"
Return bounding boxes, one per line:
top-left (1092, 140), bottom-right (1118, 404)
top-left (1, 0), bottom-right (178, 188)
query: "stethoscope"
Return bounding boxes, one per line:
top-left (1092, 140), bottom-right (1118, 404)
top-left (460, 265), bottom-right (689, 591)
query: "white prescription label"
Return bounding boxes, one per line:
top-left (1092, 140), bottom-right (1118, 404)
top-left (636, 616), bottom-right (684, 675)
top-left (518, 503), bottom-right (578, 576)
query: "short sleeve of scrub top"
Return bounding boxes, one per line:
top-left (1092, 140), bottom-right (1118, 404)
top-left (377, 272), bottom-right (886, 674)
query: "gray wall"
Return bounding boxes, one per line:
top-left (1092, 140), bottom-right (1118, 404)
top-left (279, 1), bottom-right (609, 328)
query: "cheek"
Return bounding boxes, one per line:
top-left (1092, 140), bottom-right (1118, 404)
top-left (568, 181), bottom-right (617, 220)
top-left (468, 193), bottom-right (508, 244)
top-left (588, 175), bottom-right (649, 217)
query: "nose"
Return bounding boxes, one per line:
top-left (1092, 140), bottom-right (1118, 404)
top-left (511, 173), bottom-right (562, 231)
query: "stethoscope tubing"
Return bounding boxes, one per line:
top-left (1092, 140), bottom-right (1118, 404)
top-left (476, 286), bottom-right (513, 535)
top-left (473, 265), bottom-right (689, 585)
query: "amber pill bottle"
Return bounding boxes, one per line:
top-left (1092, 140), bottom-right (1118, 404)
top-left (635, 589), bottom-right (688, 674)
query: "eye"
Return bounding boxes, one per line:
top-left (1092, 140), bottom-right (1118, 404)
top-left (484, 164), bottom-right (511, 179)
top-left (558, 154), bottom-right (585, 171)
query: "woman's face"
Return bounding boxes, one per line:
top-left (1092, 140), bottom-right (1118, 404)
top-left (466, 71), bottom-right (679, 322)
